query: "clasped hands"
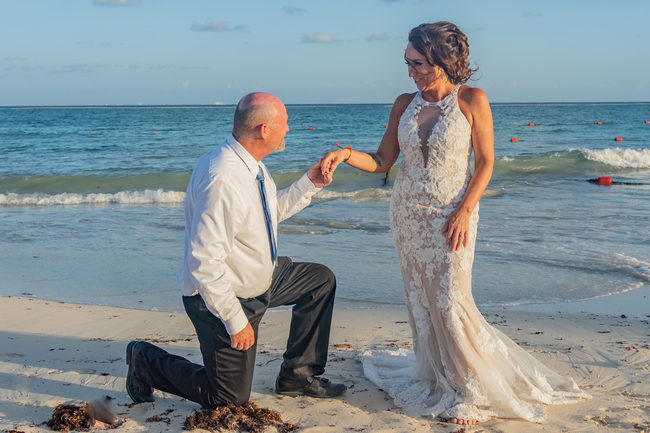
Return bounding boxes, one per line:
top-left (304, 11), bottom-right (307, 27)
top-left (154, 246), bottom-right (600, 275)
top-left (307, 148), bottom-right (347, 187)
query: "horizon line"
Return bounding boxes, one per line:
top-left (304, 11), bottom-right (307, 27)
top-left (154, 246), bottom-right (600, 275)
top-left (2, 101), bottom-right (650, 110)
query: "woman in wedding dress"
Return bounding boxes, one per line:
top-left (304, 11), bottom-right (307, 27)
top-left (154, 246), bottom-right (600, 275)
top-left (321, 22), bottom-right (589, 425)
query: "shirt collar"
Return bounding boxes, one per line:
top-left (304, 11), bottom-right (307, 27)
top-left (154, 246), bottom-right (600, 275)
top-left (225, 134), bottom-right (263, 177)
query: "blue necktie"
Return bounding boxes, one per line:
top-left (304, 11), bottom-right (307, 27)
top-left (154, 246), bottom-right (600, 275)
top-left (256, 167), bottom-right (278, 265)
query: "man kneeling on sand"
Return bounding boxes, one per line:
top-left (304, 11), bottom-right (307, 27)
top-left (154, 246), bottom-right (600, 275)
top-left (126, 92), bottom-right (346, 407)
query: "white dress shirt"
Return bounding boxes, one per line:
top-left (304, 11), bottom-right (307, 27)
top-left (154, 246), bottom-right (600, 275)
top-left (177, 134), bottom-right (320, 335)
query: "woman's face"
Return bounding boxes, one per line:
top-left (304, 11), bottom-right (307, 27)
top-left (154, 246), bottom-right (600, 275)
top-left (405, 42), bottom-right (443, 91)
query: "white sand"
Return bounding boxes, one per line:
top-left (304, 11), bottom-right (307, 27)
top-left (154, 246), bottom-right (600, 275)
top-left (1, 294), bottom-right (648, 433)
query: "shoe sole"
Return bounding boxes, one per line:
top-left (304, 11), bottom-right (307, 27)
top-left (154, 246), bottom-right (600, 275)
top-left (126, 341), bottom-right (154, 403)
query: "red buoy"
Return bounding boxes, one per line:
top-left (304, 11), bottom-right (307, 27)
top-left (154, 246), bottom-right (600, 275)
top-left (614, 137), bottom-right (623, 141)
top-left (384, 125), bottom-right (388, 128)
top-left (597, 177), bottom-right (612, 185)
top-left (528, 122), bottom-right (535, 126)
top-left (309, 127), bottom-right (316, 130)
top-left (152, 131), bottom-right (159, 134)
top-left (510, 138), bottom-right (519, 142)
top-left (645, 120), bottom-right (650, 124)
top-left (334, 142), bottom-right (340, 146)
top-left (596, 121), bottom-right (602, 125)
top-left (90, 131), bottom-right (96, 134)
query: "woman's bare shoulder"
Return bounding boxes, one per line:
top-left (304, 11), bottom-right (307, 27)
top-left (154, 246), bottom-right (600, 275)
top-left (458, 85), bottom-right (489, 108)
top-left (394, 92), bottom-right (417, 108)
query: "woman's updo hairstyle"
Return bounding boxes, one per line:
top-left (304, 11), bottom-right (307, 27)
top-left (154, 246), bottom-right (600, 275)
top-left (408, 21), bottom-right (476, 84)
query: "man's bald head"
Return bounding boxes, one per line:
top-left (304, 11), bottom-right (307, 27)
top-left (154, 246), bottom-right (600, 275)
top-left (233, 92), bottom-right (285, 139)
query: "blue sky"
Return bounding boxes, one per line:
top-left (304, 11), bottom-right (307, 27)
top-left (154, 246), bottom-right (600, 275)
top-left (1, 0), bottom-right (649, 105)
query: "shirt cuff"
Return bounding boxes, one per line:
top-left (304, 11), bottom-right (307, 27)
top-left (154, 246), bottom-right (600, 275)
top-left (298, 172), bottom-right (322, 193)
top-left (222, 309), bottom-right (249, 335)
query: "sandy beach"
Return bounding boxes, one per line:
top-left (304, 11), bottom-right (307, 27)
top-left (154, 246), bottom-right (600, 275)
top-left (0, 294), bottom-right (648, 433)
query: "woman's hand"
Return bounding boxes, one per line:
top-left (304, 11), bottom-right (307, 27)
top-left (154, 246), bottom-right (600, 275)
top-left (441, 207), bottom-right (471, 252)
top-left (307, 159), bottom-right (333, 188)
top-left (320, 148), bottom-right (349, 177)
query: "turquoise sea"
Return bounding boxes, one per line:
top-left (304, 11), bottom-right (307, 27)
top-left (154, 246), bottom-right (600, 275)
top-left (0, 103), bottom-right (648, 312)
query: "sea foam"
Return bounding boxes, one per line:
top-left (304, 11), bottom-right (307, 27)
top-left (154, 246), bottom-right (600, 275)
top-left (315, 188), bottom-right (392, 202)
top-left (0, 189), bottom-right (185, 207)
top-left (581, 147), bottom-right (650, 168)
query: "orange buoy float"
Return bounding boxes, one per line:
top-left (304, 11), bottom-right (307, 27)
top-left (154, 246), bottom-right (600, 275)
top-left (90, 131), bottom-right (96, 134)
top-left (152, 131), bottom-right (159, 134)
top-left (614, 137), bottom-right (623, 141)
top-left (528, 122), bottom-right (535, 126)
top-left (597, 176), bottom-right (612, 185)
top-left (334, 142), bottom-right (340, 147)
top-left (510, 138), bottom-right (519, 142)
top-left (645, 120), bottom-right (650, 124)
top-left (596, 121), bottom-right (602, 125)
top-left (309, 127), bottom-right (316, 130)
top-left (384, 125), bottom-right (388, 128)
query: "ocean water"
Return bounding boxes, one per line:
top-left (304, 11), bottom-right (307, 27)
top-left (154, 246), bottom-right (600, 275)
top-left (0, 103), bottom-right (649, 312)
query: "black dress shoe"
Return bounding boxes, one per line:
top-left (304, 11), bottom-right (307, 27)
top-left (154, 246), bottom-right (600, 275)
top-left (275, 375), bottom-right (346, 398)
top-left (126, 341), bottom-right (155, 403)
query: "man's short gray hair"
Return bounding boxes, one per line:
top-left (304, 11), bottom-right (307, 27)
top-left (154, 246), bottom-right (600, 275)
top-left (233, 94), bottom-right (278, 136)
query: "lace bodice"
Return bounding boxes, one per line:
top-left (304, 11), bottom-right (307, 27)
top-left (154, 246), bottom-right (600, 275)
top-left (394, 85), bottom-right (473, 211)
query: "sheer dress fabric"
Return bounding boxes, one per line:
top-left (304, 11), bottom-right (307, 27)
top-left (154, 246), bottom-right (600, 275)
top-left (361, 86), bottom-right (590, 422)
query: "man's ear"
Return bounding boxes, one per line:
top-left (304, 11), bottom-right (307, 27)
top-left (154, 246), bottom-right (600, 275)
top-left (259, 123), bottom-right (272, 139)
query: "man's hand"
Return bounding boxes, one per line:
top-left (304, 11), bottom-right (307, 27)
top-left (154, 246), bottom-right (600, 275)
top-left (307, 159), bottom-right (333, 188)
top-left (230, 322), bottom-right (255, 351)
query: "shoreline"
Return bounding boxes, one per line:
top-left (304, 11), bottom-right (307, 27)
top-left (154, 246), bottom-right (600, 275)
top-left (504, 284), bottom-right (649, 318)
top-left (8, 282), bottom-right (649, 321)
top-left (1, 295), bottom-right (648, 432)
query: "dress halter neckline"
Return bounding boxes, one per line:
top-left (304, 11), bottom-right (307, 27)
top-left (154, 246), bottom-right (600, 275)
top-left (417, 84), bottom-right (459, 106)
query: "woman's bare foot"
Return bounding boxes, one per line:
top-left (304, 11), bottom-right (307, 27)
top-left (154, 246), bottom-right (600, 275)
top-left (450, 417), bottom-right (478, 425)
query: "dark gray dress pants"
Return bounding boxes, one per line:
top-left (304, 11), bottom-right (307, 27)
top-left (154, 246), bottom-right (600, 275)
top-left (135, 257), bottom-right (336, 408)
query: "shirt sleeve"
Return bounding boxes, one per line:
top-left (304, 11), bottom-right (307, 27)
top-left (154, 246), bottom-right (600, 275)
top-left (276, 173), bottom-right (321, 222)
top-left (186, 177), bottom-right (249, 335)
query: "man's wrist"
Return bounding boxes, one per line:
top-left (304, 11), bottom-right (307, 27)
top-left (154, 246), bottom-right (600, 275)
top-left (223, 309), bottom-right (249, 336)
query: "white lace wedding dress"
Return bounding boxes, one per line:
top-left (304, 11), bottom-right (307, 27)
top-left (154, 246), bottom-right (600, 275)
top-left (361, 85), bottom-right (590, 422)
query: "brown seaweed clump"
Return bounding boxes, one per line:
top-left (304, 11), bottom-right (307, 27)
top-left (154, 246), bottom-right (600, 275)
top-left (184, 401), bottom-right (299, 433)
top-left (46, 403), bottom-right (93, 432)
top-left (46, 402), bottom-right (120, 432)
top-left (146, 409), bottom-right (174, 425)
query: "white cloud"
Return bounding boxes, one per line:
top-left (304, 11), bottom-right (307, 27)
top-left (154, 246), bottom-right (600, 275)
top-left (53, 63), bottom-right (109, 74)
top-left (3, 56), bottom-right (27, 63)
top-left (302, 33), bottom-right (334, 44)
top-left (191, 20), bottom-right (228, 32)
top-left (94, 0), bottom-right (140, 6)
top-left (190, 20), bottom-right (248, 32)
top-left (366, 32), bottom-right (389, 42)
top-left (283, 6), bottom-right (305, 14)
top-left (21, 65), bottom-right (46, 72)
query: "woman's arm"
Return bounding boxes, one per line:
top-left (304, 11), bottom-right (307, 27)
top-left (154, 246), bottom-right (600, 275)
top-left (442, 86), bottom-right (494, 252)
top-left (321, 93), bottom-right (414, 175)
